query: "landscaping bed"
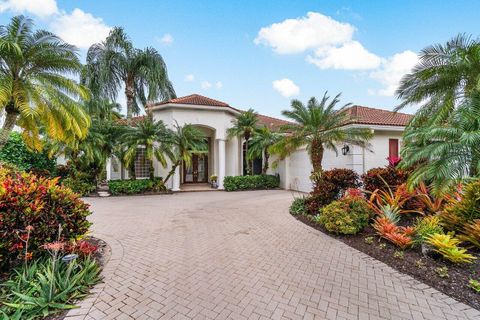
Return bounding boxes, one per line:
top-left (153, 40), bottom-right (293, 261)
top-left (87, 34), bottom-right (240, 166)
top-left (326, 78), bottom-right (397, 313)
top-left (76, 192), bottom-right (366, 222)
top-left (296, 215), bottom-right (480, 310)
top-left (289, 164), bottom-right (480, 311)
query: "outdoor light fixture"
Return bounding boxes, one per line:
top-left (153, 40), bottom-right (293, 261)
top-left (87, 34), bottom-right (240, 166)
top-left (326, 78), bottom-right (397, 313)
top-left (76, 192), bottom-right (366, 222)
top-left (342, 144), bottom-right (350, 156)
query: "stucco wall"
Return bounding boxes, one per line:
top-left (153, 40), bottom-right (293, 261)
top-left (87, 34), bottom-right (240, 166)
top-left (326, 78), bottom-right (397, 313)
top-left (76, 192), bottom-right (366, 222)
top-left (269, 128), bottom-right (405, 193)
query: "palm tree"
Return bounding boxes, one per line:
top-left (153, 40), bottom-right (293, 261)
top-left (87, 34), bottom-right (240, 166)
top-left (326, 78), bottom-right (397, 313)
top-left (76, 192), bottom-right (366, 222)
top-left (164, 123), bottom-right (207, 184)
top-left (84, 99), bottom-right (122, 121)
top-left (247, 126), bottom-right (281, 174)
top-left (227, 108), bottom-right (259, 175)
top-left (400, 91), bottom-right (480, 194)
top-left (121, 117), bottom-right (173, 180)
top-left (396, 34), bottom-right (480, 125)
top-left (273, 92), bottom-right (373, 173)
top-left (84, 27), bottom-right (175, 121)
top-left (0, 15), bottom-right (90, 149)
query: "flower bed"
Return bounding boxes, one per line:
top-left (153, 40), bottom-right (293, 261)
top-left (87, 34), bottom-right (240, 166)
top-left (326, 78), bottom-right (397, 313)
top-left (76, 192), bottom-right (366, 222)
top-left (0, 164), bottom-right (104, 318)
top-left (290, 164), bottom-right (480, 309)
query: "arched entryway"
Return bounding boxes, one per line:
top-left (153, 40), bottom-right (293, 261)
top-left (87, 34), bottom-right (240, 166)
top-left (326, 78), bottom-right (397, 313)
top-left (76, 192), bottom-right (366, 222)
top-left (182, 125), bottom-right (215, 186)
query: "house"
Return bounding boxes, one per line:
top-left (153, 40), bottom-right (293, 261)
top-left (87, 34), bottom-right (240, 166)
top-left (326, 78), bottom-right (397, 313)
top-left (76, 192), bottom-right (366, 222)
top-left (106, 94), bottom-right (412, 193)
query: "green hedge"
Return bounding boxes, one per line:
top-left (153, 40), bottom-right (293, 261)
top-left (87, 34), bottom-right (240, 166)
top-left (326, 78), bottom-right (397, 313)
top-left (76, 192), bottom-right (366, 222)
top-left (0, 132), bottom-right (55, 173)
top-left (224, 174), bottom-right (280, 191)
top-left (108, 178), bottom-right (166, 195)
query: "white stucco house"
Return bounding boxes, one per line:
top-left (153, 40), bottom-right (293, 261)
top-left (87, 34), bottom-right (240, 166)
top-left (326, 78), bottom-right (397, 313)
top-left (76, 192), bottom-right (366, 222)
top-left (106, 94), bottom-right (412, 193)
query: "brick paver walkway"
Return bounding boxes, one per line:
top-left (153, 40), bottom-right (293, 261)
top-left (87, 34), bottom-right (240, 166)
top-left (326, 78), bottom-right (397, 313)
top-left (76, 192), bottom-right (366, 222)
top-left (66, 190), bottom-right (480, 320)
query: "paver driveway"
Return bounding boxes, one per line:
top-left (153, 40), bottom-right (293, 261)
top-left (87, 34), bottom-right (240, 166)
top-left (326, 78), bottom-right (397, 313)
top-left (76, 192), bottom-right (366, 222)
top-left (66, 190), bottom-right (480, 320)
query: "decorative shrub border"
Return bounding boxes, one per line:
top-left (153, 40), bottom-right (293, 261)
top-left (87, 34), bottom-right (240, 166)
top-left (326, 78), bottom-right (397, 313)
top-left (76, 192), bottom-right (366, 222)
top-left (223, 174), bottom-right (280, 191)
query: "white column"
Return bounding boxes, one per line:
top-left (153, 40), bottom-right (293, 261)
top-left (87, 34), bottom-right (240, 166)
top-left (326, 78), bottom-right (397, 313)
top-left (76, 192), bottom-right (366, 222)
top-left (106, 157), bottom-right (112, 181)
top-left (172, 165), bottom-right (181, 191)
top-left (217, 139), bottom-right (226, 190)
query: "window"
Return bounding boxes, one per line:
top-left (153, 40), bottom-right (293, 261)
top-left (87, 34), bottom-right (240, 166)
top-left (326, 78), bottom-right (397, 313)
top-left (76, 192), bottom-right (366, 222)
top-left (134, 147), bottom-right (150, 178)
top-left (389, 139), bottom-right (399, 158)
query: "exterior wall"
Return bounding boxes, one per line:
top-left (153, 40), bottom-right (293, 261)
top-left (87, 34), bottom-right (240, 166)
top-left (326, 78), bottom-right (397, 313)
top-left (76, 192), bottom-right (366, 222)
top-left (269, 127), bottom-right (405, 193)
top-left (105, 105), bottom-right (405, 193)
top-left (107, 105), bottom-right (241, 190)
top-left (363, 130), bottom-right (403, 172)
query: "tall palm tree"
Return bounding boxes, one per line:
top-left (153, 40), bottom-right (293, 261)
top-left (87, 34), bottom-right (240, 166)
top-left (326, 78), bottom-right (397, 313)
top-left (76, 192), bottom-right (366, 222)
top-left (400, 91), bottom-right (480, 194)
top-left (396, 34), bottom-right (480, 125)
top-left (227, 108), bottom-right (259, 175)
top-left (83, 27), bottom-right (175, 121)
top-left (121, 117), bottom-right (173, 180)
top-left (273, 92), bottom-right (373, 173)
top-left (84, 99), bottom-right (122, 121)
top-left (164, 123), bottom-right (207, 184)
top-left (247, 126), bottom-right (281, 174)
top-left (0, 15), bottom-right (90, 149)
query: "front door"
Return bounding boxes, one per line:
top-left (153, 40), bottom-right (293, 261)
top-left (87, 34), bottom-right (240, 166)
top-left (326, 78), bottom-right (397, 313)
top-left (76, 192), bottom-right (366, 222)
top-left (183, 154), bottom-right (208, 183)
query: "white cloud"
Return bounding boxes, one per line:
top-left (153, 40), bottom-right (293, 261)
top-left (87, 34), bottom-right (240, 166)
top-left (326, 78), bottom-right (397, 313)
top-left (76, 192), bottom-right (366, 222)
top-left (369, 50), bottom-right (418, 96)
top-left (159, 33), bottom-right (173, 45)
top-left (201, 81), bottom-right (212, 89)
top-left (50, 8), bottom-right (111, 49)
top-left (184, 74), bottom-right (195, 82)
top-left (306, 41), bottom-right (381, 70)
top-left (255, 12), bottom-right (355, 54)
top-left (0, 0), bottom-right (58, 17)
top-left (215, 81), bottom-right (223, 89)
top-left (272, 78), bottom-right (300, 98)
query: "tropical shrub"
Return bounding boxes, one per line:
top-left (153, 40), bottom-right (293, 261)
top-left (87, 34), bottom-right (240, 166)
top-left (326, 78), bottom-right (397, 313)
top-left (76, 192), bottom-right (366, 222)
top-left (414, 216), bottom-right (444, 244)
top-left (319, 168), bottom-right (360, 196)
top-left (305, 168), bottom-right (360, 215)
top-left (440, 180), bottom-right (480, 231)
top-left (318, 196), bottom-right (371, 235)
top-left (289, 197), bottom-right (307, 216)
top-left (361, 166), bottom-right (408, 193)
top-left (368, 183), bottom-right (420, 216)
top-left (223, 175), bottom-right (279, 191)
top-left (459, 220), bottom-right (480, 248)
top-left (62, 176), bottom-right (96, 196)
top-left (426, 233), bottom-right (476, 264)
top-left (372, 216), bottom-right (414, 249)
top-left (0, 132), bottom-right (55, 173)
top-left (0, 166), bottom-right (92, 269)
top-left (0, 255), bottom-right (101, 318)
top-left (108, 178), bottom-right (166, 195)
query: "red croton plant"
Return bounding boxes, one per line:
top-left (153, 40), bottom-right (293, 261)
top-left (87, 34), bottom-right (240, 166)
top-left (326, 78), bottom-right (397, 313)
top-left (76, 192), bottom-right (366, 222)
top-left (0, 165), bottom-right (92, 270)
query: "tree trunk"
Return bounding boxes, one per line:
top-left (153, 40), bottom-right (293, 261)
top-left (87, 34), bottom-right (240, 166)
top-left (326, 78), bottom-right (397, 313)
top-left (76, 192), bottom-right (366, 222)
top-left (310, 138), bottom-right (324, 173)
top-left (128, 163), bottom-right (136, 180)
top-left (262, 149), bottom-right (269, 175)
top-left (164, 160), bottom-right (181, 184)
top-left (125, 76), bottom-right (135, 122)
top-left (244, 132), bottom-right (251, 175)
top-left (0, 106), bottom-right (19, 149)
top-left (149, 159), bottom-right (155, 180)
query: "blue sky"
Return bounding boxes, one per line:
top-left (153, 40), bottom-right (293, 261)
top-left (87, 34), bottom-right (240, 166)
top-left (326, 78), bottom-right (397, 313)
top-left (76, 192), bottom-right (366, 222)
top-left (1, 0), bottom-right (479, 118)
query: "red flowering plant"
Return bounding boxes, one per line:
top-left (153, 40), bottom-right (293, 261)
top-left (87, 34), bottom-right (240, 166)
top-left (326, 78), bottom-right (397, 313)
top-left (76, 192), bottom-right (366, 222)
top-left (66, 239), bottom-right (98, 257)
top-left (387, 156), bottom-right (402, 167)
top-left (0, 165), bottom-right (92, 270)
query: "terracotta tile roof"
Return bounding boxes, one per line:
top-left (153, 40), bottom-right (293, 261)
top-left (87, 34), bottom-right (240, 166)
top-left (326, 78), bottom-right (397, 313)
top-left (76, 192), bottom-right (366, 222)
top-left (152, 94), bottom-right (231, 108)
top-left (256, 114), bottom-right (292, 131)
top-left (117, 116), bottom-right (146, 125)
top-left (343, 105), bottom-right (412, 127)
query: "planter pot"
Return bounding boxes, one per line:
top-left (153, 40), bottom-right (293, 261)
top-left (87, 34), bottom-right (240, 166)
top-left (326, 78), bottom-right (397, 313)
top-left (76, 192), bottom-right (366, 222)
top-left (212, 182), bottom-right (218, 189)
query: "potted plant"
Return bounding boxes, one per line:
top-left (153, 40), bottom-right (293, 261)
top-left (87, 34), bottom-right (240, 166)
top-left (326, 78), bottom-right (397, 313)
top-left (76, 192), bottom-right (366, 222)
top-left (210, 174), bottom-right (218, 188)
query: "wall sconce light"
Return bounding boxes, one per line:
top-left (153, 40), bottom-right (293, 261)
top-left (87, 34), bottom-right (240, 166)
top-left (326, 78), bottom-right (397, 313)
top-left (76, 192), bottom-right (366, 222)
top-left (342, 144), bottom-right (350, 156)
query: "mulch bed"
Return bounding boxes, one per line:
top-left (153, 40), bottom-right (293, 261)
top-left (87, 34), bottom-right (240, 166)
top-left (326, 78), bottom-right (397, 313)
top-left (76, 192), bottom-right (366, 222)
top-left (296, 215), bottom-right (480, 310)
